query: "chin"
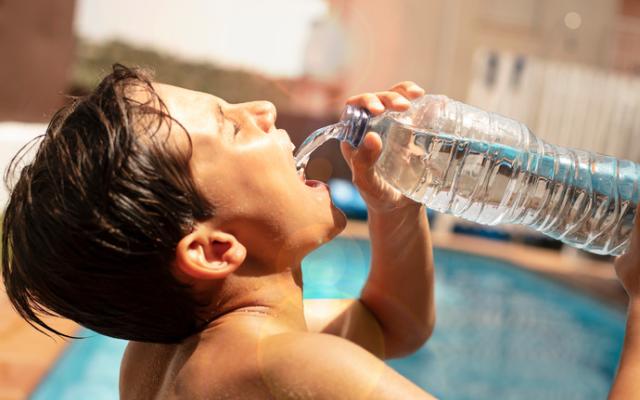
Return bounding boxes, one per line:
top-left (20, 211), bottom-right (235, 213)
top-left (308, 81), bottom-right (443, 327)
top-left (330, 206), bottom-right (348, 236)
top-left (289, 202), bottom-right (347, 258)
top-left (297, 209), bottom-right (346, 255)
top-left (311, 207), bottom-right (346, 248)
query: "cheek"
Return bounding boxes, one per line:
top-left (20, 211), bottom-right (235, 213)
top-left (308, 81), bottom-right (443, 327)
top-left (228, 167), bottom-right (296, 214)
top-left (237, 150), bottom-right (297, 196)
top-left (209, 145), bottom-right (332, 220)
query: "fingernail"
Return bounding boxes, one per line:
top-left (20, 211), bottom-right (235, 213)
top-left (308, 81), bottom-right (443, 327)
top-left (363, 138), bottom-right (373, 150)
top-left (364, 136), bottom-right (377, 150)
top-left (372, 102), bottom-right (384, 111)
top-left (394, 97), bottom-right (410, 106)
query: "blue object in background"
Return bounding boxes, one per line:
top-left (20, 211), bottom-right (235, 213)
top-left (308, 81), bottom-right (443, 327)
top-left (31, 333), bottom-right (127, 400)
top-left (328, 178), bottom-right (437, 223)
top-left (453, 223), bottom-right (512, 242)
top-left (32, 238), bottom-right (624, 400)
top-left (328, 178), bottom-right (368, 220)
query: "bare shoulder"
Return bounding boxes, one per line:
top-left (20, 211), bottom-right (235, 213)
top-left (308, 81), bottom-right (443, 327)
top-left (120, 341), bottom-right (177, 400)
top-left (259, 332), bottom-right (436, 400)
top-left (120, 331), bottom-right (436, 400)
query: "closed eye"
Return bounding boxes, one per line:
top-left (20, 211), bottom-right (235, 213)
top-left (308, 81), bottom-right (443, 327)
top-left (217, 104), bottom-right (240, 136)
top-left (231, 121), bottom-right (240, 135)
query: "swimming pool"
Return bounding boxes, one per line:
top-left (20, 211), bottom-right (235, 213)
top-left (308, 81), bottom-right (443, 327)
top-left (31, 237), bottom-right (625, 399)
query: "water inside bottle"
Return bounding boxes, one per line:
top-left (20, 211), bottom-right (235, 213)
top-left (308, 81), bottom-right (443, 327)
top-left (376, 116), bottom-right (637, 254)
top-left (294, 123), bottom-right (344, 174)
top-left (376, 118), bottom-right (522, 221)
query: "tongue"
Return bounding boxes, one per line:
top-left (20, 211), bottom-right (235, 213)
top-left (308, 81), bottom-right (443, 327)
top-left (305, 180), bottom-right (321, 188)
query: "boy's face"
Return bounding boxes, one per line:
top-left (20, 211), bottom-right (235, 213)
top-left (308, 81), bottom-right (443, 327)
top-left (153, 83), bottom-right (346, 264)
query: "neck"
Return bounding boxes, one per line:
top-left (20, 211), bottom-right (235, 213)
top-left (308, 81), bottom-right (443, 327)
top-left (200, 262), bottom-right (307, 333)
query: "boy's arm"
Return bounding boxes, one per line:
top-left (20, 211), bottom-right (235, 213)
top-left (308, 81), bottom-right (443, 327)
top-left (304, 205), bottom-right (434, 359)
top-left (304, 82), bottom-right (435, 358)
top-left (341, 82), bottom-right (435, 358)
top-left (610, 206), bottom-right (640, 399)
top-left (304, 298), bottom-right (387, 357)
top-left (338, 82), bottom-right (436, 358)
top-left (362, 202), bottom-right (434, 358)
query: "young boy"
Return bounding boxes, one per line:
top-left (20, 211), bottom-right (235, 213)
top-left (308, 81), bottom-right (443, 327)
top-left (2, 65), bottom-right (640, 399)
top-left (3, 65), bottom-right (436, 399)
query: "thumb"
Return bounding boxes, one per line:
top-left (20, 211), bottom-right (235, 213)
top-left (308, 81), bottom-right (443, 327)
top-left (340, 141), bottom-right (355, 169)
top-left (350, 132), bottom-right (383, 173)
top-left (629, 204), bottom-right (640, 253)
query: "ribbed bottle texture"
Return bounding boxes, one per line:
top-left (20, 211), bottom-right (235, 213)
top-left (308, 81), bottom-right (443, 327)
top-left (364, 96), bottom-right (639, 255)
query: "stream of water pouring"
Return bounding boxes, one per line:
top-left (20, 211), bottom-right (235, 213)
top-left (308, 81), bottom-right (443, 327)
top-left (294, 123), bottom-right (345, 173)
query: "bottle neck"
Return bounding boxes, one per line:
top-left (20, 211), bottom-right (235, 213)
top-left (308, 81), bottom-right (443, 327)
top-left (336, 105), bottom-right (371, 147)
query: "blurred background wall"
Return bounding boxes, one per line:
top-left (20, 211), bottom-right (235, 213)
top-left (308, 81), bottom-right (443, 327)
top-left (1, 0), bottom-right (640, 199)
top-left (335, 0), bottom-right (621, 98)
top-left (0, 0), bottom-right (75, 122)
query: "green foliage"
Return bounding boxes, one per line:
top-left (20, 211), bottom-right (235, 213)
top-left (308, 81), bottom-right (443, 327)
top-left (72, 40), bottom-right (293, 107)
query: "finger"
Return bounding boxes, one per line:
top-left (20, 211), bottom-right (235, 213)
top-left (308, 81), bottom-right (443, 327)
top-left (374, 91), bottom-right (411, 112)
top-left (350, 132), bottom-right (383, 176)
top-left (390, 81), bottom-right (424, 94)
top-left (346, 93), bottom-right (385, 115)
top-left (630, 204), bottom-right (640, 251)
top-left (348, 133), bottom-right (383, 192)
top-left (340, 132), bottom-right (383, 175)
top-left (390, 81), bottom-right (425, 99)
top-left (340, 141), bottom-right (355, 169)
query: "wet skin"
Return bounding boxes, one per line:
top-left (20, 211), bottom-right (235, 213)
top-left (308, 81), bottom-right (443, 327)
top-left (120, 82), bottom-right (438, 400)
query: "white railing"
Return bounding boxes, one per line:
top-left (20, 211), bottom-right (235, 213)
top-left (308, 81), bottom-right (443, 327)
top-left (467, 49), bottom-right (640, 163)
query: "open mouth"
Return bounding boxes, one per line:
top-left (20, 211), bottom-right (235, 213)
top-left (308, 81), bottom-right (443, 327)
top-left (304, 179), bottom-right (327, 189)
top-left (296, 165), bottom-right (326, 190)
top-left (290, 141), bottom-right (326, 190)
top-left (298, 165), bottom-right (323, 189)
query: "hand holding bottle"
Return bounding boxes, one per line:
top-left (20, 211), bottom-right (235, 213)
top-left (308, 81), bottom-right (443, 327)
top-left (340, 81), bottom-right (425, 214)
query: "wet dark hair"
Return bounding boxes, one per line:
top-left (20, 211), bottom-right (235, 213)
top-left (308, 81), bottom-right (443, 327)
top-left (2, 64), bottom-right (215, 343)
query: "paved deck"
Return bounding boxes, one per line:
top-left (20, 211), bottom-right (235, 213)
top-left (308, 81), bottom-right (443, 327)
top-left (0, 285), bottom-right (78, 399)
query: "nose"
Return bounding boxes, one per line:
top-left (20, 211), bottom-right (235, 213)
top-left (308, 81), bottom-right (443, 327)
top-left (245, 101), bottom-right (277, 132)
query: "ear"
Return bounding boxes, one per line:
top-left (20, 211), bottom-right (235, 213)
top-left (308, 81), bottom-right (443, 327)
top-left (175, 225), bottom-right (247, 280)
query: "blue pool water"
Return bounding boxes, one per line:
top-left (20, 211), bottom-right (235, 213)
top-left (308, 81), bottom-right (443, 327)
top-left (31, 238), bottom-right (625, 399)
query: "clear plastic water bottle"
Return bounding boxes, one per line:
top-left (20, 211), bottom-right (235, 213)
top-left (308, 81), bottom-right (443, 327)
top-left (295, 95), bottom-right (639, 255)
